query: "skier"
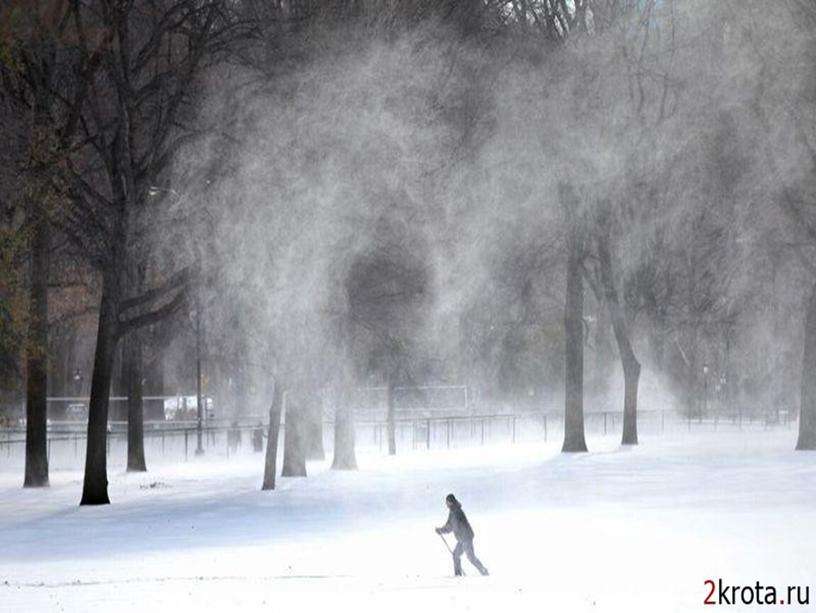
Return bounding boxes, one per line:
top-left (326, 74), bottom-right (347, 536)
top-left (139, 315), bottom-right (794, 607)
top-left (435, 493), bottom-right (489, 576)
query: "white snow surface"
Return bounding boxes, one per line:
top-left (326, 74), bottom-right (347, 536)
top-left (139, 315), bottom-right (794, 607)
top-left (1, 429), bottom-right (815, 612)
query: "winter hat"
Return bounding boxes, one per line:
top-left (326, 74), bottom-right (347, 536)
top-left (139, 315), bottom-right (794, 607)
top-left (446, 494), bottom-right (458, 505)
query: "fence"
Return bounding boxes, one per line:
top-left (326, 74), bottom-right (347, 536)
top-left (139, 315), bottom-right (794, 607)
top-left (0, 406), bottom-right (797, 472)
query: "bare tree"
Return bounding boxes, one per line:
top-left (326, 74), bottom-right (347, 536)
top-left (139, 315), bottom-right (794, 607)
top-left (43, 1), bottom-right (245, 505)
top-left (723, 0), bottom-right (816, 447)
top-left (560, 182), bottom-right (588, 452)
top-left (281, 388), bottom-right (308, 477)
top-left (344, 214), bottom-right (432, 456)
top-left (0, 1), bottom-right (104, 487)
top-left (584, 208), bottom-right (642, 445)
top-left (331, 386), bottom-right (357, 470)
top-left (262, 381), bottom-right (284, 489)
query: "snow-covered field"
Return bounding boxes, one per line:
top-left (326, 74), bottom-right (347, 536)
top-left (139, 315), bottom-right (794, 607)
top-left (1, 428), bottom-right (814, 612)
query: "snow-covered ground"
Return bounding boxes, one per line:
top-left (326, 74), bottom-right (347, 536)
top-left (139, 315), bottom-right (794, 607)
top-left (1, 428), bottom-right (814, 612)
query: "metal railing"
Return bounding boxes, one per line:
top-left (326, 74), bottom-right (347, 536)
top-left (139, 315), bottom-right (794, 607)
top-left (0, 408), bottom-right (798, 471)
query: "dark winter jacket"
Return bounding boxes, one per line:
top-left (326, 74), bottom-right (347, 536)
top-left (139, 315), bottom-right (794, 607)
top-left (439, 501), bottom-right (474, 542)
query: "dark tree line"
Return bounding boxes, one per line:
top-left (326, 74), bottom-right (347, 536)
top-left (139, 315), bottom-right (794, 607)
top-left (1, 0), bottom-right (815, 507)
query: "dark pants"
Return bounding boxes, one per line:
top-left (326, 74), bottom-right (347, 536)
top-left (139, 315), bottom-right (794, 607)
top-left (452, 539), bottom-right (488, 576)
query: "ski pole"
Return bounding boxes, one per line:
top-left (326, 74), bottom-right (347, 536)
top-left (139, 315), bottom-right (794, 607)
top-left (437, 532), bottom-right (466, 576)
top-left (437, 532), bottom-right (453, 553)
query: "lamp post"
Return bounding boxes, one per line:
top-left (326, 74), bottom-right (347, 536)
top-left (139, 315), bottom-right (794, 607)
top-left (72, 368), bottom-right (83, 397)
top-left (719, 375), bottom-right (726, 409)
top-left (702, 364), bottom-right (709, 423)
top-left (149, 183), bottom-right (208, 453)
top-left (194, 300), bottom-right (205, 456)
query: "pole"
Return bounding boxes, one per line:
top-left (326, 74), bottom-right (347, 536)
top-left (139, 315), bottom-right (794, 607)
top-left (702, 375), bottom-right (707, 424)
top-left (438, 532), bottom-right (454, 553)
top-left (437, 532), bottom-right (465, 576)
top-left (195, 302), bottom-right (204, 456)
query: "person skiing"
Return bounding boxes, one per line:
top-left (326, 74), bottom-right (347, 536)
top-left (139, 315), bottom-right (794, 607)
top-left (435, 493), bottom-right (489, 576)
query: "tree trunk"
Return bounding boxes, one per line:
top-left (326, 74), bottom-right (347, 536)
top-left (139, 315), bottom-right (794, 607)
top-left (591, 306), bottom-right (614, 408)
top-left (281, 390), bottom-right (307, 477)
top-left (110, 342), bottom-right (125, 417)
top-left (562, 223), bottom-right (588, 453)
top-left (262, 383), bottom-right (284, 490)
top-left (796, 281), bottom-right (816, 450)
top-left (685, 329), bottom-right (699, 420)
top-left (332, 388), bottom-right (357, 470)
top-left (597, 222), bottom-right (640, 445)
top-left (123, 255), bottom-right (147, 472)
top-left (124, 331), bottom-right (147, 471)
top-left (387, 378), bottom-right (396, 455)
top-left (305, 390), bottom-right (325, 460)
top-left (144, 348), bottom-right (165, 420)
top-left (80, 277), bottom-right (119, 505)
top-left (620, 358), bottom-right (641, 444)
top-left (49, 323), bottom-right (71, 399)
top-left (24, 213), bottom-right (49, 488)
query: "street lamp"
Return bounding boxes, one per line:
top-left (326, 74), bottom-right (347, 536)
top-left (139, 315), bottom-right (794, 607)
top-left (702, 364), bottom-right (709, 423)
top-left (147, 185), bottom-right (180, 198)
top-left (151, 182), bottom-right (209, 453)
top-left (194, 301), bottom-right (205, 456)
top-left (72, 368), bottom-right (83, 397)
top-left (719, 375), bottom-right (727, 406)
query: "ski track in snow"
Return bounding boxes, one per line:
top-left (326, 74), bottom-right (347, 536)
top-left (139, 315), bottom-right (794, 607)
top-left (1, 430), bottom-right (815, 612)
